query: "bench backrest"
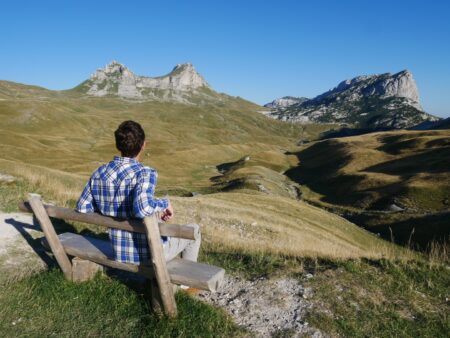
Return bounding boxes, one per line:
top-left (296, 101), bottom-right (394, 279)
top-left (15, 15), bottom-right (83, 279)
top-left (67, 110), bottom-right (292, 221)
top-left (19, 201), bottom-right (198, 240)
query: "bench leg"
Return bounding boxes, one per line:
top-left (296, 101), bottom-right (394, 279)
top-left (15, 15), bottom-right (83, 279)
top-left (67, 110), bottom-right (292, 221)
top-left (150, 278), bottom-right (163, 314)
top-left (72, 257), bottom-right (104, 282)
top-left (148, 279), bottom-right (178, 315)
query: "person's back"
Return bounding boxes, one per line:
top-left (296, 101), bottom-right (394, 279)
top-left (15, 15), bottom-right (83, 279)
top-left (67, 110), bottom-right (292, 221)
top-left (76, 120), bottom-right (200, 265)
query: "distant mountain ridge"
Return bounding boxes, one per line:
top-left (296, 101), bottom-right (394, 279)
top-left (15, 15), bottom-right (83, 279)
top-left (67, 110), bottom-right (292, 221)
top-left (80, 61), bottom-right (209, 97)
top-left (266, 70), bottom-right (439, 129)
top-left (69, 61), bottom-right (253, 105)
top-left (264, 96), bottom-right (308, 108)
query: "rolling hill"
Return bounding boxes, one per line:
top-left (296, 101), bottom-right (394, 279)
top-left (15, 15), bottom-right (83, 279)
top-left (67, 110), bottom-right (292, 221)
top-left (0, 63), bottom-right (399, 260)
top-left (286, 130), bottom-right (450, 247)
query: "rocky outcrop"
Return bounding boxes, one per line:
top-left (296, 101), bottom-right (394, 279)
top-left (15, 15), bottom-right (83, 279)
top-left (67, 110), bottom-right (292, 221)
top-left (312, 70), bottom-right (422, 109)
top-left (80, 61), bottom-right (210, 99)
top-left (266, 70), bottom-right (439, 129)
top-left (264, 96), bottom-right (308, 108)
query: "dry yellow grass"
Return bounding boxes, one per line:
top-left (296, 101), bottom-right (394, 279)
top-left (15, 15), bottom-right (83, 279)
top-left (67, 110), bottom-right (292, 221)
top-left (171, 192), bottom-right (408, 260)
top-left (288, 129), bottom-right (450, 211)
top-left (0, 158), bottom-right (409, 261)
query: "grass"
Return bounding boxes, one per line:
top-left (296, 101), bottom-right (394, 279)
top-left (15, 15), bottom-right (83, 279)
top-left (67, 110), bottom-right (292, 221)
top-left (304, 259), bottom-right (450, 338)
top-left (1, 175), bottom-right (406, 261)
top-left (200, 248), bottom-right (449, 338)
top-left (287, 129), bottom-right (450, 248)
top-left (2, 247), bottom-right (447, 337)
top-left (287, 130), bottom-right (450, 211)
top-left (0, 270), bottom-right (243, 337)
top-left (174, 192), bottom-right (412, 260)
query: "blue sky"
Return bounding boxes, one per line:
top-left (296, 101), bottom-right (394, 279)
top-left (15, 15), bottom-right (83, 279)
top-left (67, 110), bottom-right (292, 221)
top-left (0, 0), bottom-right (449, 117)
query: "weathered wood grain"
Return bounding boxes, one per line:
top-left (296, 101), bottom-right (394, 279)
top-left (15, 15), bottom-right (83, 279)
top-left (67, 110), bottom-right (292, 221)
top-left (19, 201), bottom-right (198, 240)
top-left (28, 195), bottom-right (73, 280)
top-left (144, 215), bottom-right (178, 317)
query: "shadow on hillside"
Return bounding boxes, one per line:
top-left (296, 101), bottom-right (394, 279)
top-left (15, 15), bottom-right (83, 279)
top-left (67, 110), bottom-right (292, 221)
top-left (285, 141), bottom-right (374, 206)
top-left (285, 134), bottom-right (450, 250)
top-left (319, 127), bottom-right (391, 140)
top-left (366, 147), bottom-right (450, 176)
top-left (347, 211), bottom-right (450, 250)
top-left (286, 135), bottom-right (450, 208)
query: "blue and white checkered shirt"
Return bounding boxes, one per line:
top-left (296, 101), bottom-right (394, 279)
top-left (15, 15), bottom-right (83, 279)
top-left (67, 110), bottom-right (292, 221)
top-left (76, 156), bottom-right (169, 264)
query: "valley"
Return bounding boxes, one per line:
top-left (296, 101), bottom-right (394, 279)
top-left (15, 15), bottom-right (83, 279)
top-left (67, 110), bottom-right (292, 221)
top-left (285, 130), bottom-right (450, 249)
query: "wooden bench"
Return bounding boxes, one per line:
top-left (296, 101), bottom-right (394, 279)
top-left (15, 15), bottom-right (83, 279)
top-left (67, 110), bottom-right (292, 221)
top-left (19, 194), bottom-right (225, 317)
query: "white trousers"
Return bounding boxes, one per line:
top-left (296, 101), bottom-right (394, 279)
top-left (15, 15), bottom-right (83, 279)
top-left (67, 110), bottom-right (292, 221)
top-left (163, 223), bottom-right (201, 262)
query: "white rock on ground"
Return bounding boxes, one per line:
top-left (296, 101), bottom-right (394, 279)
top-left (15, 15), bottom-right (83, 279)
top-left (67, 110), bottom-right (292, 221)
top-left (0, 213), bottom-right (46, 284)
top-left (198, 275), bottom-right (324, 337)
top-left (0, 173), bottom-right (15, 183)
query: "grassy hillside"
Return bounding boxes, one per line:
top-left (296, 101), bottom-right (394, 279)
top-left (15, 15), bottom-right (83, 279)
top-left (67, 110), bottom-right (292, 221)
top-left (0, 80), bottom-right (305, 191)
top-left (286, 130), bottom-right (450, 247)
top-left (0, 80), bottom-right (403, 260)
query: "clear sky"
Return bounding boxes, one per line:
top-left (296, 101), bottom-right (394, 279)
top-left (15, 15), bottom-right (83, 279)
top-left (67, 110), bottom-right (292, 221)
top-left (0, 0), bottom-right (449, 117)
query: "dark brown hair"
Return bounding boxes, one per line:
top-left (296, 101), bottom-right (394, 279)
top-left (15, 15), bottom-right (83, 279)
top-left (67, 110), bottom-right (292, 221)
top-left (114, 120), bottom-right (146, 158)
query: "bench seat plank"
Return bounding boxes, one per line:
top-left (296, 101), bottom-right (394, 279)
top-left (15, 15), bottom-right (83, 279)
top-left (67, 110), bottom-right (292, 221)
top-left (42, 233), bottom-right (224, 292)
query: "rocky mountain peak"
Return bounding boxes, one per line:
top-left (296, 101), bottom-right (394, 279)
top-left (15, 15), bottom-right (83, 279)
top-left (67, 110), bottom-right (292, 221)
top-left (381, 69), bottom-right (420, 103)
top-left (82, 61), bottom-right (210, 99)
top-left (314, 70), bottom-right (421, 109)
top-left (104, 60), bottom-right (125, 72)
top-left (165, 62), bottom-right (209, 89)
top-left (265, 70), bottom-right (438, 129)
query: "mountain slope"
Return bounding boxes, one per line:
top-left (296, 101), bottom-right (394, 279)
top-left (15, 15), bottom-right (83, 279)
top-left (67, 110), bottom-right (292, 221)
top-left (267, 70), bottom-right (439, 129)
top-left (286, 129), bottom-right (450, 247)
top-left (287, 130), bottom-right (450, 211)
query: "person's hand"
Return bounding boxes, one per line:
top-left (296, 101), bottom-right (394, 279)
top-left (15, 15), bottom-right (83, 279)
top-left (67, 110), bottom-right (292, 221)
top-left (161, 202), bottom-right (174, 222)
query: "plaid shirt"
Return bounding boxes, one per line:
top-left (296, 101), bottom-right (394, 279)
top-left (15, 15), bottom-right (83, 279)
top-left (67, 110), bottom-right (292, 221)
top-left (76, 156), bottom-right (169, 264)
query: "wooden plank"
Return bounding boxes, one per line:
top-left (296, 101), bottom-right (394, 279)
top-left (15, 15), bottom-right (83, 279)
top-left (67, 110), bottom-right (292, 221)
top-left (29, 195), bottom-right (73, 280)
top-left (167, 258), bottom-right (225, 292)
top-left (41, 233), bottom-right (155, 278)
top-left (144, 215), bottom-right (177, 317)
top-left (43, 233), bottom-right (225, 291)
top-left (19, 201), bottom-right (198, 240)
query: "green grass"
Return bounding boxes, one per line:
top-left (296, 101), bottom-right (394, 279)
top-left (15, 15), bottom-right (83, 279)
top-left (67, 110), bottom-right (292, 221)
top-left (0, 270), bottom-right (243, 338)
top-left (304, 259), bottom-right (450, 338)
top-left (287, 130), bottom-right (450, 248)
top-left (2, 249), bottom-right (448, 338)
top-left (200, 248), bottom-right (307, 280)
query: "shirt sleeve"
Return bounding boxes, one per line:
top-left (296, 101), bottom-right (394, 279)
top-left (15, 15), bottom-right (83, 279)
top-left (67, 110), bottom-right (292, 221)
top-left (76, 179), bottom-right (95, 213)
top-left (132, 168), bottom-right (169, 218)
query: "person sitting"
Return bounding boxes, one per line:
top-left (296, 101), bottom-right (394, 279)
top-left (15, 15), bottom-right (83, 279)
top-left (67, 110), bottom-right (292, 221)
top-left (76, 120), bottom-right (201, 265)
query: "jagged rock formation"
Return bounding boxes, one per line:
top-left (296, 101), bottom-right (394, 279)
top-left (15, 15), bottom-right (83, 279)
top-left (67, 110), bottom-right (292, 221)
top-left (264, 96), bottom-right (308, 108)
top-left (267, 70), bottom-right (439, 129)
top-left (74, 61), bottom-right (212, 101)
